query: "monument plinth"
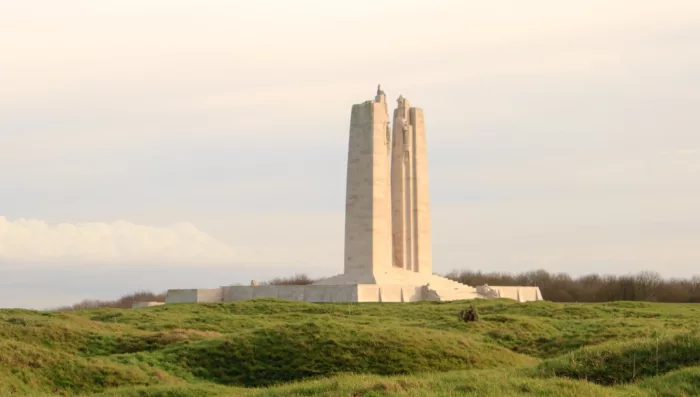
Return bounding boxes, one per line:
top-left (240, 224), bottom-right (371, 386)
top-left (158, 86), bottom-right (543, 307)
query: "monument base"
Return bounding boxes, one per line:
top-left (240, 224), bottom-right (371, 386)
top-left (161, 274), bottom-right (542, 305)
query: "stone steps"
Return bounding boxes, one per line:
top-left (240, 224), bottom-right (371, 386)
top-left (427, 275), bottom-right (471, 289)
top-left (431, 289), bottom-right (479, 301)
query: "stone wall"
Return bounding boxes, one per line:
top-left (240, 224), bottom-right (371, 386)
top-left (197, 288), bottom-right (224, 302)
top-left (165, 289), bottom-right (198, 303)
top-left (489, 286), bottom-right (542, 302)
top-left (131, 301), bottom-right (165, 309)
top-left (165, 284), bottom-right (543, 304)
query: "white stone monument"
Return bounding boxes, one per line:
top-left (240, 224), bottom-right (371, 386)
top-left (391, 94), bottom-right (432, 275)
top-left (160, 86), bottom-right (543, 305)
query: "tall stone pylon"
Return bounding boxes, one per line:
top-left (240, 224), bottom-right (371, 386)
top-left (342, 85), bottom-right (393, 283)
top-left (391, 95), bottom-right (433, 276)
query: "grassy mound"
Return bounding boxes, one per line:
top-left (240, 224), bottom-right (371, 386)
top-left (536, 333), bottom-right (700, 385)
top-left (112, 318), bottom-right (535, 387)
top-left (86, 368), bottom-right (700, 397)
top-left (0, 309), bottom-right (222, 357)
top-left (87, 384), bottom-right (233, 397)
top-left (0, 339), bottom-right (177, 396)
top-left (75, 369), bottom-right (654, 397)
top-left (636, 366), bottom-right (700, 397)
top-left (2, 299), bottom-right (700, 396)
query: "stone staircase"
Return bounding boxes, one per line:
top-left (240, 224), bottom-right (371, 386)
top-left (424, 274), bottom-right (480, 301)
top-left (311, 271), bottom-right (522, 302)
top-left (427, 275), bottom-right (469, 289)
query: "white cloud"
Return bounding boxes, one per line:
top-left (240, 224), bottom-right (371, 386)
top-left (0, 217), bottom-right (246, 264)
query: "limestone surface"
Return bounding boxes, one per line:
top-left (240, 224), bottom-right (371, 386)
top-left (341, 87), bottom-right (392, 283)
top-left (391, 95), bottom-right (432, 276)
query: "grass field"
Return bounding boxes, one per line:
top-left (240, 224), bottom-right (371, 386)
top-left (1, 299), bottom-right (699, 396)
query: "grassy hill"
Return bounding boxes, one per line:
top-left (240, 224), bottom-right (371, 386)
top-left (1, 299), bottom-right (699, 396)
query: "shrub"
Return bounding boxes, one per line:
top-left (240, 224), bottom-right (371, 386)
top-left (53, 291), bottom-right (166, 311)
top-left (458, 304), bottom-right (480, 322)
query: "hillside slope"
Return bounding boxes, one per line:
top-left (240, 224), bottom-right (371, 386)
top-left (1, 299), bottom-right (699, 396)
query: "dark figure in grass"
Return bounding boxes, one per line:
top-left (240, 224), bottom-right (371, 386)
top-left (458, 304), bottom-right (480, 322)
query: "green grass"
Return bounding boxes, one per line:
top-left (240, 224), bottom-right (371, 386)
top-left (1, 299), bottom-right (700, 396)
top-left (536, 332), bottom-right (700, 385)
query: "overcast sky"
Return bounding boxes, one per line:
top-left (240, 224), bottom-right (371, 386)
top-left (1, 0), bottom-right (699, 309)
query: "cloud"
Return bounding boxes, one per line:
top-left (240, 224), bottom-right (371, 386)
top-left (0, 217), bottom-right (245, 264)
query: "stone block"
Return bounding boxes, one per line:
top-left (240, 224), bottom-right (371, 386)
top-left (304, 286), bottom-right (334, 302)
top-left (356, 285), bottom-right (380, 302)
top-left (253, 285), bottom-right (279, 298)
top-left (331, 285), bottom-right (357, 302)
top-left (487, 286), bottom-right (542, 302)
top-left (518, 287), bottom-right (542, 302)
top-left (197, 288), bottom-right (224, 303)
top-left (379, 285), bottom-right (403, 302)
top-left (496, 287), bottom-right (520, 301)
top-left (277, 286), bottom-right (306, 301)
top-left (166, 289), bottom-right (198, 303)
top-left (225, 286), bottom-right (254, 301)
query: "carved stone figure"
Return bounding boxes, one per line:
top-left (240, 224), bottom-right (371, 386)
top-left (385, 123), bottom-right (391, 150)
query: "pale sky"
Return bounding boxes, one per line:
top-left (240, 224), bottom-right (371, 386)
top-left (1, 0), bottom-right (699, 309)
